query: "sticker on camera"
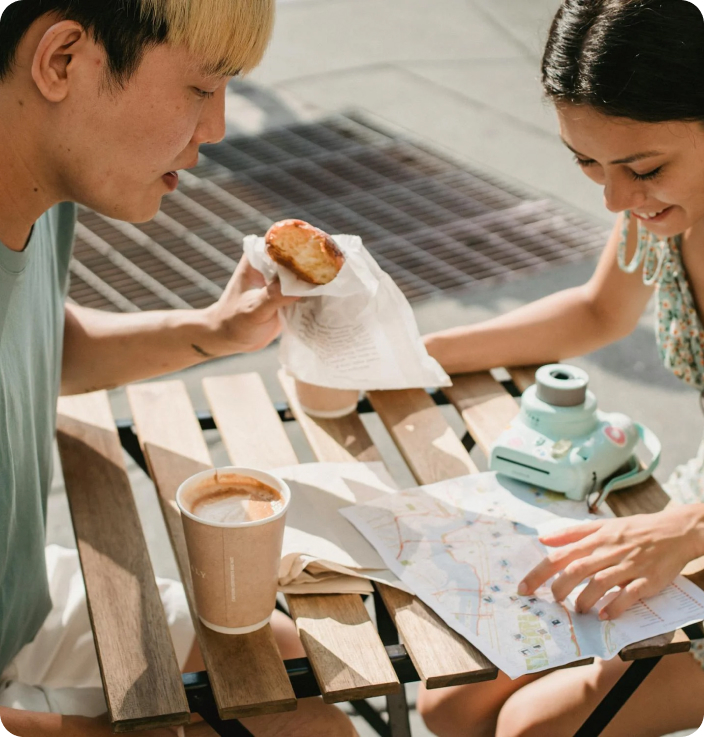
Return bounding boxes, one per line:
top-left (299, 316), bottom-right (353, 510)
top-left (604, 426), bottom-right (626, 447)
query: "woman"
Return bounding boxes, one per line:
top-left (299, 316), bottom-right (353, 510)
top-left (418, 1), bottom-right (704, 735)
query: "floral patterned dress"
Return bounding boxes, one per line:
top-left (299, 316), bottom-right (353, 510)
top-left (617, 210), bottom-right (704, 665)
top-left (618, 211), bottom-right (704, 393)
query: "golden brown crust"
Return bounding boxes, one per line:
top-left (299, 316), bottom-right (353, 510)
top-left (265, 219), bottom-right (345, 285)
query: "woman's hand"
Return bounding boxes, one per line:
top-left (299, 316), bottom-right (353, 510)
top-left (518, 504), bottom-right (704, 620)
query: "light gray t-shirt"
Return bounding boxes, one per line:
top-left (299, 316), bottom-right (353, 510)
top-left (0, 203), bottom-right (75, 675)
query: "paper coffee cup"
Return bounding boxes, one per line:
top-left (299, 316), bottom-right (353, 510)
top-left (295, 379), bottom-right (359, 419)
top-left (176, 467), bottom-right (290, 635)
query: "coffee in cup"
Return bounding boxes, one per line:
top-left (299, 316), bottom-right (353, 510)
top-left (295, 379), bottom-right (359, 419)
top-left (190, 479), bottom-right (285, 524)
top-left (176, 468), bottom-right (290, 635)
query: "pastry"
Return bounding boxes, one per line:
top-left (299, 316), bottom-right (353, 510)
top-left (265, 219), bottom-right (345, 285)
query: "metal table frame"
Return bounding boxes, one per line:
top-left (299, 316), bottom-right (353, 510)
top-left (116, 385), bottom-right (703, 737)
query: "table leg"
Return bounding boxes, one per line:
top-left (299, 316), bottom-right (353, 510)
top-left (573, 657), bottom-right (661, 737)
top-left (373, 587), bottom-right (413, 737)
top-left (386, 690), bottom-right (413, 737)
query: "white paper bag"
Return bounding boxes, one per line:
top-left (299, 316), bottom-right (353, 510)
top-left (244, 233), bottom-right (452, 390)
top-left (274, 461), bottom-right (411, 594)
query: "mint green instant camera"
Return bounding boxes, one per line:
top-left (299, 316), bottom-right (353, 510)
top-left (489, 364), bottom-right (661, 510)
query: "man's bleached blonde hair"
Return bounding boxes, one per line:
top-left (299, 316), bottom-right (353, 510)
top-left (0, 0), bottom-right (275, 82)
top-left (141, 0), bottom-right (274, 76)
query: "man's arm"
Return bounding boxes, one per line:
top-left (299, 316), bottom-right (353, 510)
top-left (61, 256), bottom-right (295, 396)
top-left (0, 708), bottom-right (184, 737)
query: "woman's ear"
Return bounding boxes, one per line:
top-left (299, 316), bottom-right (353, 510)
top-left (31, 20), bottom-right (85, 103)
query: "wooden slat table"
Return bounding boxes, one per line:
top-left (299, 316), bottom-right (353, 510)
top-left (127, 381), bottom-right (297, 721)
top-left (54, 365), bottom-right (702, 737)
top-left (57, 393), bottom-right (190, 733)
top-left (203, 374), bottom-right (401, 705)
top-left (275, 374), bottom-right (497, 690)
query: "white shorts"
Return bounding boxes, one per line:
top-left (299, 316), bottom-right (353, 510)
top-left (0, 545), bottom-right (195, 717)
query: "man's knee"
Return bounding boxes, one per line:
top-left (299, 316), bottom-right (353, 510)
top-left (331, 707), bottom-right (359, 737)
top-left (270, 609), bottom-right (306, 660)
top-left (297, 701), bottom-right (358, 737)
top-left (243, 699), bottom-right (357, 737)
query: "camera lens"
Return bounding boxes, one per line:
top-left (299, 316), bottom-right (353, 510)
top-left (536, 364), bottom-right (589, 406)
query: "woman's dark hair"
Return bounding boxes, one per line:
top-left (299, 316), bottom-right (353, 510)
top-left (0, 1), bottom-right (169, 84)
top-left (542, 0), bottom-right (704, 122)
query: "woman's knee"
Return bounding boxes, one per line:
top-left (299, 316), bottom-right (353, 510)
top-left (417, 686), bottom-right (461, 736)
top-left (417, 685), bottom-right (494, 737)
top-left (495, 706), bottom-right (546, 737)
top-left (495, 660), bottom-right (623, 737)
top-left (496, 693), bottom-right (569, 737)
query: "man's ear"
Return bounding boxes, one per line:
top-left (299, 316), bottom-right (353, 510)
top-left (31, 20), bottom-right (86, 103)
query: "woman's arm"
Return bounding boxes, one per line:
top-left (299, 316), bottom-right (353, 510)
top-left (424, 213), bottom-right (654, 374)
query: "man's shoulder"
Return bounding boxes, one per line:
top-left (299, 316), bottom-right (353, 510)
top-left (40, 202), bottom-right (77, 290)
top-left (46, 202), bottom-right (77, 244)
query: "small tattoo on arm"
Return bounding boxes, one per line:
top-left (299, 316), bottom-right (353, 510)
top-left (192, 344), bottom-right (214, 359)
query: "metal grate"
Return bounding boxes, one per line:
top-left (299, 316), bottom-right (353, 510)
top-left (68, 114), bottom-right (609, 311)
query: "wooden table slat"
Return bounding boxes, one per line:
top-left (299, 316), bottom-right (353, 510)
top-left (279, 370), bottom-right (382, 464)
top-left (445, 371), bottom-right (692, 661)
top-left (127, 381), bottom-right (297, 720)
top-left (203, 374), bottom-right (299, 470)
top-left (286, 594), bottom-right (401, 703)
top-left (278, 372), bottom-right (499, 688)
top-left (367, 388), bottom-right (479, 482)
top-left (375, 584), bottom-right (496, 689)
top-left (204, 373), bottom-right (400, 703)
top-left (442, 372), bottom-right (519, 457)
top-left (620, 629), bottom-right (691, 661)
top-left (507, 366), bottom-right (539, 394)
top-left (56, 392), bottom-right (189, 732)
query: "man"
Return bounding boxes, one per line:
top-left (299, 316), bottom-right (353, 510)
top-left (0, 2), bottom-right (357, 735)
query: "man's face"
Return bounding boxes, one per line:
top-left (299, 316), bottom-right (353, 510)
top-left (47, 37), bottom-right (229, 222)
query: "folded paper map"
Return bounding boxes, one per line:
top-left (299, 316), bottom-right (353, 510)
top-left (341, 472), bottom-right (704, 678)
top-left (274, 462), bottom-right (409, 594)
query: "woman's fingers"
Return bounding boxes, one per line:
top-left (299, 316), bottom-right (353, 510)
top-left (518, 539), bottom-right (600, 595)
top-left (573, 563), bottom-right (634, 613)
top-left (550, 545), bottom-right (633, 603)
top-left (599, 578), bottom-right (652, 620)
top-left (539, 520), bottom-right (604, 547)
top-left (518, 508), bottom-right (697, 618)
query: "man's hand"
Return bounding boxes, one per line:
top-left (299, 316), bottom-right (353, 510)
top-left (61, 255), bottom-right (298, 395)
top-left (204, 255), bottom-right (298, 357)
top-left (517, 504), bottom-right (704, 620)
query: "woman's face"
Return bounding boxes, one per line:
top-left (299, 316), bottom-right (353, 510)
top-left (556, 103), bottom-right (704, 238)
